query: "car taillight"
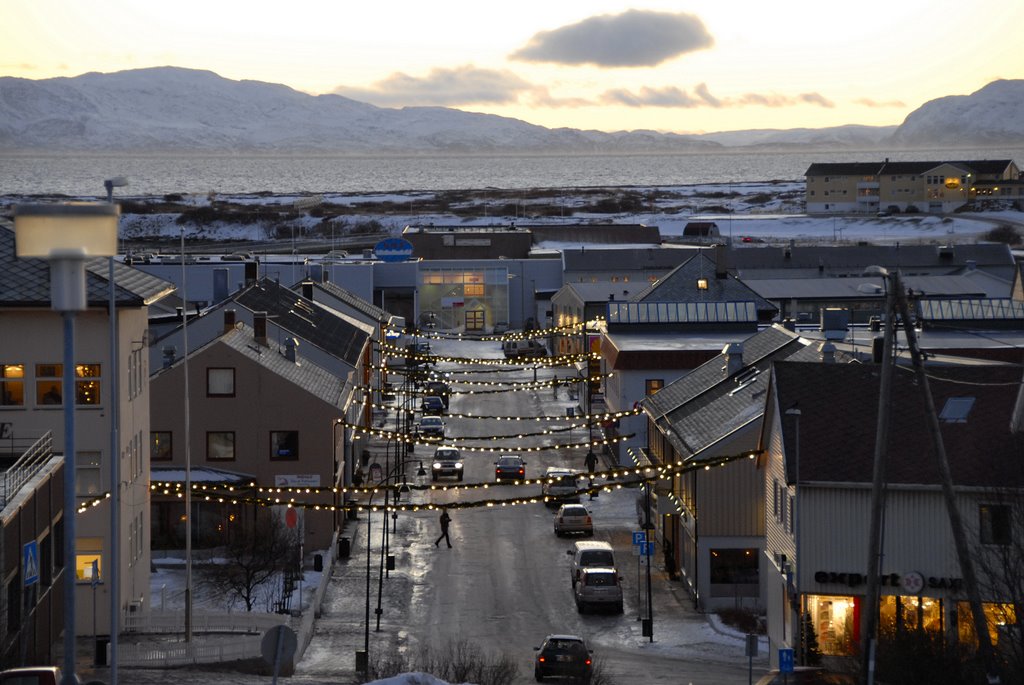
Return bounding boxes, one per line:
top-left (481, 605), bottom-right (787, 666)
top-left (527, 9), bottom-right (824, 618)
top-left (585, 658), bottom-right (592, 666)
top-left (585, 516), bottom-right (591, 523)
top-left (537, 656), bottom-right (546, 663)
top-left (518, 468), bottom-right (524, 474)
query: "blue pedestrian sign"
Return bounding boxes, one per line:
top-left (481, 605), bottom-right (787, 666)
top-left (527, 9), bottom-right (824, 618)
top-left (632, 531), bottom-right (647, 546)
top-left (643, 541), bottom-right (655, 557)
top-left (23, 541), bottom-right (39, 586)
top-left (779, 647), bottom-right (794, 673)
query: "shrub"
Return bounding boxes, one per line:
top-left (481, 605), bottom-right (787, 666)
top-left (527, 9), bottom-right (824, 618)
top-left (983, 224), bottom-right (1021, 246)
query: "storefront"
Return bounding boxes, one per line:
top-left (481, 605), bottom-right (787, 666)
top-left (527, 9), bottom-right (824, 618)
top-left (419, 266), bottom-right (512, 332)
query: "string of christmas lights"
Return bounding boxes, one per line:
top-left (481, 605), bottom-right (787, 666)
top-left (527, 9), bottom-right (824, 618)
top-left (354, 400), bottom-right (642, 422)
top-left (385, 319), bottom-right (597, 342)
top-left (377, 344), bottom-right (597, 368)
top-left (346, 427), bottom-right (636, 453)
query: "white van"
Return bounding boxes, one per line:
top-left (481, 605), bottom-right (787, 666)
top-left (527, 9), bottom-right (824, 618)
top-left (566, 540), bottom-right (616, 587)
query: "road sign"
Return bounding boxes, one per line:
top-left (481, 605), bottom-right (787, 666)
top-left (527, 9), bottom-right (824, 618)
top-left (23, 541), bottom-right (39, 586)
top-left (632, 531), bottom-right (647, 546)
top-left (374, 238), bottom-right (414, 262)
top-left (779, 647), bottom-right (794, 673)
top-left (643, 541), bottom-right (655, 557)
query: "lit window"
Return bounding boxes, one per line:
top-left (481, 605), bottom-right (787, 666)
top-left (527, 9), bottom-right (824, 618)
top-left (1, 364), bottom-right (25, 406)
top-left (36, 363), bottom-right (63, 406)
top-left (207, 432), bottom-right (236, 461)
top-left (75, 537), bottom-right (103, 583)
top-left (207, 368), bottom-right (235, 397)
top-left (645, 379), bottom-right (664, 395)
top-left (75, 364), bottom-right (101, 405)
top-left (697, 278), bottom-right (709, 290)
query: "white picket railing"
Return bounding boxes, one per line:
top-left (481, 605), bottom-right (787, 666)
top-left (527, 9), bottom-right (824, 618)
top-left (119, 634), bottom-right (264, 667)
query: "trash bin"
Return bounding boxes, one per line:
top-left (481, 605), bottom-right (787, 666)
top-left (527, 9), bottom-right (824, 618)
top-left (95, 636), bottom-right (110, 666)
top-left (338, 537), bottom-right (350, 558)
top-left (314, 554), bottom-right (323, 572)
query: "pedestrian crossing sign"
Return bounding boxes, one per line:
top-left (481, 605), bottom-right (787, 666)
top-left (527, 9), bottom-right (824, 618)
top-left (23, 541), bottom-right (39, 586)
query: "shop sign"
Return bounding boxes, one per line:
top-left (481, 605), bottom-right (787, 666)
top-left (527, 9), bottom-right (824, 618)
top-left (814, 569), bottom-right (962, 592)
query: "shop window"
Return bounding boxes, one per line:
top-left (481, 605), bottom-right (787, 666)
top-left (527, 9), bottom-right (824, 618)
top-left (708, 548), bottom-right (758, 597)
top-left (880, 595), bottom-right (944, 635)
top-left (645, 379), bottom-right (664, 396)
top-left (958, 601), bottom-right (1017, 647)
top-left (151, 431), bottom-right (172, 461)
top-left (807, 595), bottom-right (857, 655)
top-left (75, 364), bottom-right (101, 405)
top-left (270, 431), bottom-right (299, 460)
top-left (76, 451), bottom-right (102, 496)
top-left (0, 363), bottom-right (25, 406)
top-left (980, 504), bottom-right (1011, 545)
top-left (75, 537), bottom-right (103, 583)
top-left (207, 367), bottom-right (235, 397)
top-left (207, 431), bottom-right (236, 461)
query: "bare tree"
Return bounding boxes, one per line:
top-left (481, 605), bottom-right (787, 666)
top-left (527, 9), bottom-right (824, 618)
top-left (201, 509), bottom-right (300, 612)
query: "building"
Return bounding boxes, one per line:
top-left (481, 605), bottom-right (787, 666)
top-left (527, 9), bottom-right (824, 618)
top-left (759, 361), bottom-right (1024, 668)
top-left (804, 159), bottom-right (1020, 214)
top-left (0, 224), bottom-right (175, 636)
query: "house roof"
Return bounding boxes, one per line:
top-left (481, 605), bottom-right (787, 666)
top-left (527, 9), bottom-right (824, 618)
top-left (769, 361), bottom-right (1024, 488)
top-left (301, 279), bottom-right (391, 323)
top-left (232, 278), bottom-right (371, 366)
top-left (561, 247), bottom-right (694, 273)
top-left (804, 159), bottom-right (1015, 177)
top-left (744, 275), bottom-right (987, 300)
top-left (645, 324), bottom-right (807, 418)
top-left (0, 224), bottom-right (175, 308)
top-left (633, 252), bottom-right (777, 315)
top-left (727, 244), bottom-right (1013, 276)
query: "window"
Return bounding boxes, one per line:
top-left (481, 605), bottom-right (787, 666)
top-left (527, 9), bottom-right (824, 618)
top-left (36, 363), bottom-right (63, 405)
top-left (207, 431), bottom-right (235, 461)
top-left (76, 451), bottom-right (102, 496)
top-left (207, 368), bottom-right (235, 397)
top-left (980, 504), bottom-right (1011, 545)
top-left (645, 379), bottom-right (664, 395)
top-left (773, 479), bottom-right (779, 518)
top-left (75, 537), bottom-right (103, 583)
top-left (270, 431), bottom-right (299, 460)
top-left (709, 548), bottom-right (759, 595)
top-left (151, 431), bottom-right (172, 461)
top-left (75, 364), bottom-right (101, 405)
top-left (1, 364), bottom-right (25, 406)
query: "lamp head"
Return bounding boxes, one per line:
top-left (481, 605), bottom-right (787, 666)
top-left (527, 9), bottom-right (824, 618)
top-left (13, 203), bottom-right (119, 258)
top-left (104, 176), bottom-right (129, 190)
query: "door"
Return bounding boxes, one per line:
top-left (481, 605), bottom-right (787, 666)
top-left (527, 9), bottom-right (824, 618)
top-left (465, 309), bottom-right (485, 332)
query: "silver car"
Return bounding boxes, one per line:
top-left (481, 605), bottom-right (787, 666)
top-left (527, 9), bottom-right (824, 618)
top-left (553, 503), bottom-right (593, 537)
top-left (573, 567), bottom-right (624, 614)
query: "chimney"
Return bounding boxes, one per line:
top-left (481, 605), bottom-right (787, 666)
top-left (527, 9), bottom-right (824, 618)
top-left (244, 261), bottom-right (258, 286)
top-left (223, 309), bottom-right (237, 334)
top-left (714, 243), bottom-right (729, 278)
top-left (818, 341), bottom-right (836, 364)
top-left (782, 318), bottom-right (796, 332)
top-left (609, 293), bottom-right (615, 301)
top-left (213, 268), bottom-right (229, 303)
top-left (722, 342), bottom-right (743, 377)
top-left (161, 345), bottom-right (176, 369)
top-left (302, 280), bottom-right (314, 300)
top-left (254, 311), bottom-right (268, 345)
top-left (284, 337), bottom-right (300, 364)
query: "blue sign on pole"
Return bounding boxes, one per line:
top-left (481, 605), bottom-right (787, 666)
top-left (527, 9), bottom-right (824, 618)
top-left (23, 541), bottom-right (39, 586)
top-left (779, 647), bottom-right (795, 673)
top-left (632, 531), bottom-right (647, 546)
top-left (643, 541), bottom-right (655, 557)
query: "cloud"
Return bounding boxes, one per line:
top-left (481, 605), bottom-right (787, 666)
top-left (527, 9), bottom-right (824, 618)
top-left (854, 97), bottom-right (906, 108)
top-left (510, 10), bottom-right (713, 67)
top-left (332, 65), bottom-right (537, 107)
top-left (597, 83), bottom-right (835, 109)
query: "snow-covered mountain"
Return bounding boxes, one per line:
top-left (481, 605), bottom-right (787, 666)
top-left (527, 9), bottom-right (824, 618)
top-left (890, 79), bottom-right (1024, 148)
top-left (0, 67), bottom-right (1019, 154)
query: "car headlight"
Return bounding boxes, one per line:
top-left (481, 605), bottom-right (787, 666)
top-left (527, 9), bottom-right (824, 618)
top-left (455, 462), bottom-right (463, 469)
top-left (432, 462), bottom-right (442, 469)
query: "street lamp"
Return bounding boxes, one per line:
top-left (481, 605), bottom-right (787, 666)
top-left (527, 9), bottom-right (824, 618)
top-left (357, 457), bottom-right (426, 674)
top-left (104, 175), bottom-right (127, 685)
top-left (13, 202), bottom-right (119, 685)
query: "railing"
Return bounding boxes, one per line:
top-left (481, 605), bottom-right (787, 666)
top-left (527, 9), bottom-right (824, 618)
top-left (0, 431), bottom-right (53, 507)
top-left (119, 635), bottom-right (264, 667)
top-left (123, 609), bottom-right (286, 634)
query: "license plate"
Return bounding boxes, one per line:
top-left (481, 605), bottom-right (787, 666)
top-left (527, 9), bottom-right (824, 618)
top-left (557, 655), bottom-right (571, 662)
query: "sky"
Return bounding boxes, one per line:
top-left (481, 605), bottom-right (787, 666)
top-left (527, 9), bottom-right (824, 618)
top-left (2, 0), bottom-right (1023, 135)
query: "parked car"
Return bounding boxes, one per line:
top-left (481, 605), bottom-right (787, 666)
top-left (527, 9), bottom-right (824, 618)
top-left (0, 667), bottom-right (64, 685)
top-left (421, 395), bottom-right (446, 415)
top-left (502, 339), bottom-right (547, 359)
top-left (554, 503), bottom-right (593, 537)
top-left (494, 454), bottom-right (527, 481)
top-left (431, 446), bottom-right (463, 482)
top-left (567, 540), bottom-right (616, 587)
top-left (573, 567), bottom-right (624, 614)
top-left (533, 634), bottom-right (593, 683)
top-left (543, 467), bottom-right (581, 506)
top-left (424, 379), bottom-right (451, 408)
top-left (416, 415), bottom-right (446, 441)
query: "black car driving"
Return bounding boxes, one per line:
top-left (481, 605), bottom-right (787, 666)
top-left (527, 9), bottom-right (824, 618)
top-left (534, 634), bottom-right (592, 683)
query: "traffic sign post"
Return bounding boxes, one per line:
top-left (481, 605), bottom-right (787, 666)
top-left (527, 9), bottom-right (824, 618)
top-left (779, 647), bottom-right (794, 684)
top-left (23, 540), bottom-right (39, 586)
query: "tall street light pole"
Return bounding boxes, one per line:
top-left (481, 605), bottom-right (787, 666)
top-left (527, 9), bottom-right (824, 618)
top-left (104, 176), bottom-right (127, 685)
top-left (14, 203), bottom-right (120, 685)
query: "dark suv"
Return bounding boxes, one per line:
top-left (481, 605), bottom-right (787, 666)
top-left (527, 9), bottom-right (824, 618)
top-left (534, 634), bottom-right (592, 683)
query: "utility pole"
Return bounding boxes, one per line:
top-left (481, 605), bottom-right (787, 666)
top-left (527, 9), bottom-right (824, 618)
top-left (861, 268), bottom-right (1000, 685)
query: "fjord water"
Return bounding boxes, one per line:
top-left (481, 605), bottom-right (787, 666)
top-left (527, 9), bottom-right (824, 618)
top-left (2, 147), bottom-right (1021, 197)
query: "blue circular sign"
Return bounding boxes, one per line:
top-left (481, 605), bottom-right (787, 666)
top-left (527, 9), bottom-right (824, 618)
top-left (374, 238), bottom-right (414, 262)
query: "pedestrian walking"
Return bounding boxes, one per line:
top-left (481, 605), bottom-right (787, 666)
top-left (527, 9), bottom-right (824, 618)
top-left (584, 450), bottom-right (598, 474)
top-left (434, 507), bottom-right (452, 548)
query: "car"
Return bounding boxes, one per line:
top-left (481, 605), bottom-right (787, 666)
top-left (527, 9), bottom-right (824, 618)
top-left (431, 446), bottom-right (463, 482)
top-left (567, 540), bottom-right (616, 587)
top-left (573, 567), bottom-right (624, 614)
top-left (421, 395), bottom-right (446, 415)
top-left (494, 454), bottom-right (527, 481)
top-left (416, 415), bottom-right (446, 441)
top-left (424, 379), bottom-right (451, 408)
top-left (533, 634), bottom-right (593, 683)
top-left (553, 503), bottom-right (593, 537)
top-left (542, 467), bottom-right (581, 507)
top-left (493, 321), bottom-right (510, 334)
top-left (503, 339), bottom-right (547, 359)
